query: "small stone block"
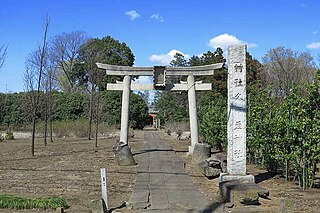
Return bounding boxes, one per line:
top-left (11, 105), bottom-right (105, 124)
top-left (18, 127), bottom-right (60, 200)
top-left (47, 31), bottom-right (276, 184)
top-left (219, 180), bottom-right (267, 206)
top-left (224, 202), bottom-right (234, 208)
top-left (192, 143), bottom-right (211, 164)
top-left (198, 161), bottom-right (221, 178)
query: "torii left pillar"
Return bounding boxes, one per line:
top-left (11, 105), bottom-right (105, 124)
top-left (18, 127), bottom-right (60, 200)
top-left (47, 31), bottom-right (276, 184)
top-left (187, 75), bottom-right (199, 154)
top-left (113, 75), bottom-right (136, 166)
top-left (120, 75), bottom-right (131, 145)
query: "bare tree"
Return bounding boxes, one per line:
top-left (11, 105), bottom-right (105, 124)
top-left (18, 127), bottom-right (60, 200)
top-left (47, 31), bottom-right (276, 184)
top-left (87, 67), bottom-right (104, 140)
top-left (41, 64), bottom-right (56, 145)
top-left (262, 47), bottom-right (316, 98)
top-left (24, 15), bottom-right (50, 156)
top-left (50, 31), bottom-right (88, 92)
top-left (94, 88), bottom-right (101, 147)
top-left (0, 44), bottom-right (7, 69)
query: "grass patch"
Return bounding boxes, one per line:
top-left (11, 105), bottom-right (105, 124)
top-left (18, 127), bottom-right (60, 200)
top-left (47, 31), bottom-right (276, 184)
top-left (0, 194), bottom-right (67, 210)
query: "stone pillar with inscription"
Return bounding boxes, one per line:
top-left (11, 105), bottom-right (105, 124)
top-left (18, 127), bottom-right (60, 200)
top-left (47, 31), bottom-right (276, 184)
top-left (220, 44), bottom-right (254, 183)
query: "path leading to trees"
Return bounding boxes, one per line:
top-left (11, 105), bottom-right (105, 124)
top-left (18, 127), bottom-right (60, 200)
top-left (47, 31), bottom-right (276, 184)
top-left (129, 131), bottom-right (210, 212)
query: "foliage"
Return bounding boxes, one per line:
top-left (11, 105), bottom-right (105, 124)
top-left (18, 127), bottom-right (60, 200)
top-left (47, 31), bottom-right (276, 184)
top-left (0, 91), bottom-right (148, 130)
top-left (0, 93), bottom-right (29, 127)
top-left (4, 130), bottom-right (14, 140)
top-left (247, 71), bottom-right (320, 189)
top-left (76, 36), bottom-right (135, 91)
top-left (50, 31), bottom-right (88, 92)
top-left (0, 194), bottom-right (67, 210)
top-left (129, 93), bottom-right (149, 129)
top-left (155, 91), bottom-right (189, 124)
top-left (261, 46), bottom-right (316, 98)
top-left (52, 92), bottom-right (88, 121)
top-left (199, 96), bottom-right (227, 151)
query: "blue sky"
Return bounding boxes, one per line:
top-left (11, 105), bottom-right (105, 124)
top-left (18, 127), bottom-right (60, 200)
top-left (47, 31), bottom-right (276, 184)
top-left (0, 0), bottom-right (319, 92)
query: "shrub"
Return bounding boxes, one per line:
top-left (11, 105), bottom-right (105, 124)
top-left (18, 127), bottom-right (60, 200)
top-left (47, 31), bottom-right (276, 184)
top-left (0, 194), bottom-right (67, 210)
top-left (4, 130), bottom-right (14, 140)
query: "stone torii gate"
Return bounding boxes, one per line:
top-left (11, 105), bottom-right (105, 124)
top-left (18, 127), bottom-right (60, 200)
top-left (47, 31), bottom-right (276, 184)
top-left (96, 62), bottom-right (223, 165)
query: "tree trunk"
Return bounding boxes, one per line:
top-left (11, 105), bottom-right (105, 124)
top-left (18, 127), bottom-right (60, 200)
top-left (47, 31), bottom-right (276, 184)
top-left (88, 85), bottom-right (95, 140)
top-left (31, 114), bottom-right (36, 156)
top-left (49, 70), bottom-right (53, 143)
top-left (30, 15), bottom-right (50, 156)
top-left (95, 90), bottom-right (100, 147)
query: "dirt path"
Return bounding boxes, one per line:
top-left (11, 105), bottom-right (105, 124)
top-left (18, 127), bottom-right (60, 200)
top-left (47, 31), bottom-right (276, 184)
top-left (159, 130), bottom-right (320, 213)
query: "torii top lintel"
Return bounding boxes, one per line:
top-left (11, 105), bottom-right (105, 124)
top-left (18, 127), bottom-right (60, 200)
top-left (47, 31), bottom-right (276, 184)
top-left (96, 63), bottom-right (224, 76)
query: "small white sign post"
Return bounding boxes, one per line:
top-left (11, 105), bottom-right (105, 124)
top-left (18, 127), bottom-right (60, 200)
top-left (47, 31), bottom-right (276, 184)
top-left (100, 168), bottom-right (109, 212)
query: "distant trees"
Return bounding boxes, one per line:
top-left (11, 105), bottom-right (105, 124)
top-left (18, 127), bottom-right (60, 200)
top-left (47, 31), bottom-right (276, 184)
top-left (0, 91), bottom-right (148, 130)
top-left (19, 22), bottom-right (142, 148)
top-left (261, 47), bottom-right (316, 98)
top-left (50, 31), bottom-right (88, 92)
top-left (76, 36), bottom-right (135, 139)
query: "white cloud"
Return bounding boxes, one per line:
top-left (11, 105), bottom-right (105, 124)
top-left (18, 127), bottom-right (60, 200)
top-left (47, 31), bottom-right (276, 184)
top-left (208, 33), bottom-right (257, 51)
top-left (306, 42), bottom-right (320, 49)
top-left (149, 50), bottom-right (190, 65)
top-left (125, 10), bottom-right (140, 20)
top-left (136, 76), bottom-right (152, 84)
top-left (150, 14), bottom-right (164, 22)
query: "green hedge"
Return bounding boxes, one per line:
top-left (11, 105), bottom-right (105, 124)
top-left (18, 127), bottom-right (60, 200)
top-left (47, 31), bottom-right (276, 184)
top-left (0, 194), bottom-right (67, 210)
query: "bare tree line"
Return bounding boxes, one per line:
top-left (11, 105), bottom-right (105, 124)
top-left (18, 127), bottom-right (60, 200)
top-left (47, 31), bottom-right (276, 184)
top-left (22, 15), bottom-right (106, 156)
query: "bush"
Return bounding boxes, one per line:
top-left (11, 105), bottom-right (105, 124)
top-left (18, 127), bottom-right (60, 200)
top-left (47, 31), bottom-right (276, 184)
top-left (0, 194), bottom-right (67, 210)
top-left (4, 130), bottom-right (14, 140)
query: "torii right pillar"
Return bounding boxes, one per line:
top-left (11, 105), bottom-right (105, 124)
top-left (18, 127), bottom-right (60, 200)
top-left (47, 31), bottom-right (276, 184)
top-left (220, 44), bottom-right (255, 183)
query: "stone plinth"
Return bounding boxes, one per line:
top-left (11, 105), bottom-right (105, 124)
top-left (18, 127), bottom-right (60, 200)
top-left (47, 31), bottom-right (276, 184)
top-left (219, 173), bottom-right (255, 183)
top-left (219, 180), bottom-right (269, 206)
top-left (113, 141), bottom-right (136, 166)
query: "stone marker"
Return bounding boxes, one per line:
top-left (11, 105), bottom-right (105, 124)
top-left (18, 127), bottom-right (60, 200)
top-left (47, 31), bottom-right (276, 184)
top-left (220, 44), bottom-right (254, 183)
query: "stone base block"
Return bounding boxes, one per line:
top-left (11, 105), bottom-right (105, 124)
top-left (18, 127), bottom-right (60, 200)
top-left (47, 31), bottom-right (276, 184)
top-left (188, 145), bottom-right (194, 154)
top-left (219, 180), bottom-right (269, 206)
top-left (198, 161), bottom-right (221, 178)
top-left (219, 173), bottom-right (255, 183)
top-left (192, 143), bottom-right (211, 164)
top-left (113, 141), bottom-right (136, 166)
